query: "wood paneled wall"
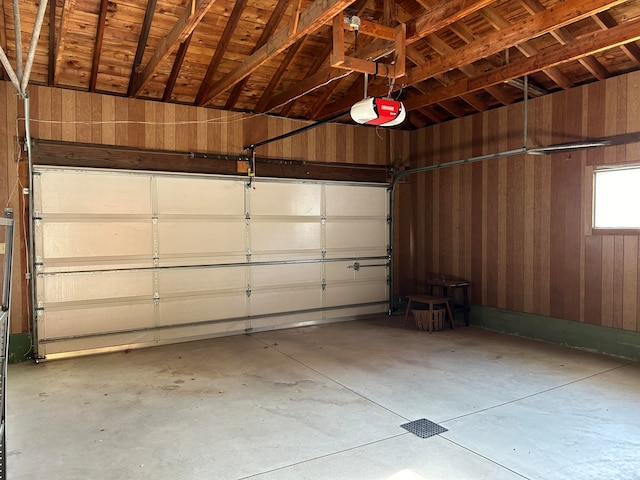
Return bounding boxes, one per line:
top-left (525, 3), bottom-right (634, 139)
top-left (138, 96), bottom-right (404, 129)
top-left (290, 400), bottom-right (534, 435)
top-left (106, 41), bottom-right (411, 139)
top-left (398, 70), bottom-right (640, 333)
top-left (1, 81), bottom-right (411, 334)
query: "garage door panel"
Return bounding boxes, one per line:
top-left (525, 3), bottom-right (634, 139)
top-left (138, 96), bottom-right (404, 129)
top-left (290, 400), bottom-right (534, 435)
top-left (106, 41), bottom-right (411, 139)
top-left (37, 221), bottom-right (153, 271)
top-left (250, 311), bottom-right (324, 330)
top-left (158, 267), bottom-right (246, 295)
top-left (40, 303), bottom-right (154, 339)
top-left (325, 185), bottom-right (387, 216)
top-left (42, 331), bottom-right (158, 357)
top-left (250, 183), bottom-right (322, 216)
top-left (156, 177), bottom-right (245, 215)
top-left (325, 280), bottom-right (388, 307)
top-left (157, 220), bottom-right (246, 264)
top-left (251, 264), bottom-right (322, 287)
top-left (250, 287), bottom-right (322, 316)
top-left (250, 221), bottom-right (321, 260)
top-left (39, 271), bottom-right (153, 303)
top-left (35, 170), bottom-right (152, 215)
top-left (325, 220), bottom-right (388, 257)
top-left (159, 294), bottom-right (248, 326)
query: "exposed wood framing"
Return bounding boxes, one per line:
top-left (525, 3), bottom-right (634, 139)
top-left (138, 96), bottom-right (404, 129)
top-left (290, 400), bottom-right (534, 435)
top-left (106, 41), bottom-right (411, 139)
top-left (0, 0), bottom-right (6, 80)
top-left (130, 0), bottom-right (218, 96)
top-left (163, 32), bottom-right (193, 102)
top-left (127, 0), bottom-right (158, 96)
top-left (194, 0), bottom-right (249, 106)
top-left (89, 0), bottom-right (109, 92)
top-left (594, 11), bottom-right (640, 67)
top-left (224, 0), bottom-right (292, 110)
top-left (198, 0), bottom-right (356, 107)
top-left (47, 0), bottom-right (54, 85)
top-left (404, 16), bottom-right (640, 111)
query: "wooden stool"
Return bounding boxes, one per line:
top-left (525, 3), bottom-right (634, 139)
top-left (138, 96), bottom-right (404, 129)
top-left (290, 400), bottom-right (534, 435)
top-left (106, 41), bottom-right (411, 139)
top-left (403, 294), bottom-right (455, 331)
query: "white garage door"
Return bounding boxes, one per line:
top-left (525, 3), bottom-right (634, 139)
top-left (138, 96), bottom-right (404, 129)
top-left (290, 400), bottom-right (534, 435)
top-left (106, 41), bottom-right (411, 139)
top-left (33, 167), bottom-right (389, 359)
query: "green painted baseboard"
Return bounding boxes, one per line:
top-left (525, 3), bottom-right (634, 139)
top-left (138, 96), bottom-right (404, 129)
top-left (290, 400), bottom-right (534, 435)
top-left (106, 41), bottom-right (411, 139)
top-left (8, 333), bottom-right (33, 363)
top-left (470, 305), bottom-right (640, 362)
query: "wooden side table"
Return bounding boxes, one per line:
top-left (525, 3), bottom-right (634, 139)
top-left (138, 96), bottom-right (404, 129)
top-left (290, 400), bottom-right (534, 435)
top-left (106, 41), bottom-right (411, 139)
top-left (425, 273), bottom-right (471, 326)
top-left (403, 294), bottom-right (455, 331)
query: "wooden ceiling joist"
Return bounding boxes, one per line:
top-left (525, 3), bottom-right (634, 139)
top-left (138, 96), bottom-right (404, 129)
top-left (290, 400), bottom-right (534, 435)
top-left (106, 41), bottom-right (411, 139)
top-left (130, 0), bottom-right (218, 96)
top-left (127, 0), bottom-right (158, 97)
top-left (594, 11), bottom-right (640, 67)
top-left (198, 0), bottom-right (356, 107)
top-left (163, 32), bottom-right (193, 102)
top-left (52, 0), bottom-right (76, 86)
top-left (404, 15), bottom-right (640, 111)
top-left (88, 0), bottom-right (109, 92)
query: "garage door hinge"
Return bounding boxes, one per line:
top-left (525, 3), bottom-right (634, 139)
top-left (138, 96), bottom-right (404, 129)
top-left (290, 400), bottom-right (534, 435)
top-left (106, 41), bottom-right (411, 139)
top-left (245, 213), bottom-right (251, 224)
top-left (246, 285), bottom-right (251, 297)
top-left (387, 215), bottom-right (391, 224)
top-left (322, 279), bottom-right (326, 291)
top-left (321, 215), bottom-right (326, 225)
top-left (153, 293), bottom-right (160, 304)
top-left (321, 247), bottom-right (326, 258)
top-left (246, 250), bottom-right (251, 262)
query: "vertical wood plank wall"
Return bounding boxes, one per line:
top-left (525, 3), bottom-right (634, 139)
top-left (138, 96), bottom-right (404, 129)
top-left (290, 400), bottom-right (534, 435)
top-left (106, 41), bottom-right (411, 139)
top-left (398, 70), bottom-right (640, 333)
top-left (0, 81), bottom-right (409, 334)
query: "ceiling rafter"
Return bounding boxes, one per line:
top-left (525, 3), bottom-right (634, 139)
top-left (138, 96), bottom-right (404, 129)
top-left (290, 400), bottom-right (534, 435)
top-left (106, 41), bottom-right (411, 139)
top-left (264, 0), bottom-right (494, 114)
top-left (1, 0), bottom-right (8, 80)
top-left (198, 0), bottom-right (356, 107)
top-left (408, 0), bottom-right (627, 86)
top-left (518, 0), bottom-right (610, 80)
top-left (163, 32), bottom-right (193, 102)
top-left (593, 11), bottom-right (640, 67)
top-left (224, 0), bottom-right (293, 110)
top-left (52, 0), bottom-right (76, 86)
top-left (127, 0), bottom-right (158, 97)
top-left (88, 0), bottom-right (109, 92)
top-left (47, 0), bottom-right (54, 85)
top-left (130, 0), bottom-right (218, 96)
top-left (404, 15), bottom-right (640, 112)
top-left (478, 4), bottom-right (574, 89)
top-left (194, 0), bottom-right (249, 106)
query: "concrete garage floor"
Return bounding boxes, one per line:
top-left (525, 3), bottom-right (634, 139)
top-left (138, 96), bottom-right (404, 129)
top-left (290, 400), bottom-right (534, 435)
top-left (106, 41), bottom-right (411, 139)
top-left (7, 316), bottom-right (640, 480)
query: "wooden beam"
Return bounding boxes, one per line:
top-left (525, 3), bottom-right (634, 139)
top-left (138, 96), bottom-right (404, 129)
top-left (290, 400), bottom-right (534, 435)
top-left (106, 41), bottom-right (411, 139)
top-left (479, 4), bottom-right (574, 89)
top-left (254, 38), bottom-right (306, 113)
top-left (163, 32), bottom-right (193, 102)
top-left (404, 16), bottom-right (640, 111)
top-left (88, 0), bottom-right (109, 92)
top-left (0, 0), bottom-right (5, 80)
top-left (130, 0), bottom-right (218, 96)
top-left (53, 0), bottom-right (76, 86)
top-left (30, 139), bottom-right (389, 183)
top-left (127, 0), bottom-right (158, 97)
top-left (594, 11), bottom-right (640, 67)
top-left (45, 0), bottom-right (54, 84)
top-left (406, 0), bottom-right (495, 40)
top-left (224, 0), bottom-right (292, 110)
top-left (408, 0), bottom-right (627, 85)
top-left (518, 0), bottom-right (609, 80)
top-left (194, 0), bottom-right (248, 105)
top-left (198, 0), bottom-right (356, 107)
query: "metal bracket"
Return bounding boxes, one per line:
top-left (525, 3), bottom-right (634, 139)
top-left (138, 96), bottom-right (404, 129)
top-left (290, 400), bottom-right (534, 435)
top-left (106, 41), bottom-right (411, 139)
top-left (246, 285), bottom-right (252, 297)
top-left (322, 279), bottom-right (326, 291)
top-left (348, 261), bottom-right (361, 271)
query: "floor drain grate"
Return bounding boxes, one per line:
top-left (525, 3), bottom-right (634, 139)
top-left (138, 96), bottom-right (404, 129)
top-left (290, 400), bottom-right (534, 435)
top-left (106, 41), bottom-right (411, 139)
top-left (400, 418), bottom-right (448, 438)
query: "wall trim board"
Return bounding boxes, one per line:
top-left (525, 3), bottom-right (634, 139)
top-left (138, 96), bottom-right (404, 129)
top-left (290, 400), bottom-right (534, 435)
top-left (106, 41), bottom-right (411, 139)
top-left (470, 305), bottom-right (640, 361)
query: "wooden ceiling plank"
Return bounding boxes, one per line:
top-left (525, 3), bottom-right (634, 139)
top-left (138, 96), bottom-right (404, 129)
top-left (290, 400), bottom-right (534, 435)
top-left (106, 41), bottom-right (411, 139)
top-left (479, 5), bottom-right (574, 89)
top-left (127, 0), bottom-right (158, 96)
top-left (594, 11), bottom-right (640, 67)
top-left (130, 0), bottom-right (218, 96)
top-left (224, 0), bottom-right (293, 110)
top-left (199, 0), bottom-right (357, 107)
top-left (518, 0), bottom-right (609, 79)
top-left (194, 0), bottom-right (249, 106)
top-left (163, 32), bottom-right (193, 102)
top-left (408, 0), bottom-right (626, 86)
top-left (404, 15), bottom-right (640, 111)
top-left (254, 37), bottom-right (306, 113)
top-left (53, 0), bottom-right (77, 86)
top-left (280, 40), bottom-right (334, 116)
top-left (88, 0), bottom-right (109, 92)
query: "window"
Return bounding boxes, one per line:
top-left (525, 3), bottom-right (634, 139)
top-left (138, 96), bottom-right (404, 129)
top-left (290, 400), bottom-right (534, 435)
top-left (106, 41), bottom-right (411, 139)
top-left (593, 166), bottom-right (640, 229)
